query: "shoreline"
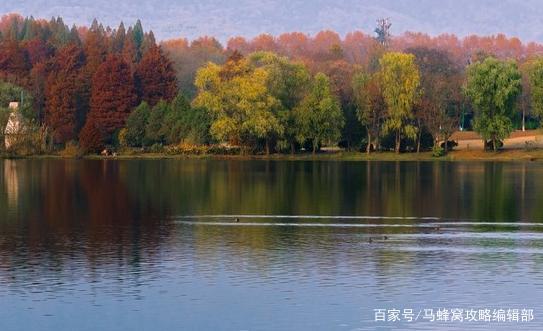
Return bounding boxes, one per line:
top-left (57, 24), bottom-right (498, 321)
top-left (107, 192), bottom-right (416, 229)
top-left (4, 149), bottom-right (543, 162)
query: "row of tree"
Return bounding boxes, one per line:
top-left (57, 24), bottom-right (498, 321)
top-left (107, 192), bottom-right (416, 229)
top-left (1, 14), bottom-right (543, 154)
top-left (0, 14), bottom-right (177, 153)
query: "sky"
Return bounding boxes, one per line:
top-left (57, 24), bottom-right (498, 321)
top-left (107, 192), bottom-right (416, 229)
top-left (2, 0), bottom-right (543, 42)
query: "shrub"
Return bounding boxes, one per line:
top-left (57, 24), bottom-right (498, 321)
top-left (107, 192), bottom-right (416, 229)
top-left (149, 143), bottom-right (164, 153)
top-left (60, 140), bottom-right (82, 158)
top-left (118, 128), bottom-right (129, 148)
top-left (432, 145), bottom-right (445, 157)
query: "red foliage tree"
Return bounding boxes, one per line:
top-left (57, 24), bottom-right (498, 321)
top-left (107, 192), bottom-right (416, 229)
top-left (135, 45), bottom-right (177, 106)
top-left (226, 36), bottom-right (250, 54)
top-left (87, 54), bottom-right (137, 140)
top-left (277, 32), bottom-right (310, 59)
top-left (250, 34), bottom-right (277, 52)
top-left (29, 61), bottom-right (49, 121)
top-left (122, 35), bottom-right (138, 73)
top-left (79, 117), bottom-right (104, 153)
top-left (83, 21), bottom-right (107, 75)
top-left (22, 39), bottom-right (52, 65)
top-left (0, 40), bottom-right (31, 84)
top-left (45, 43), bottom-right (86, 143)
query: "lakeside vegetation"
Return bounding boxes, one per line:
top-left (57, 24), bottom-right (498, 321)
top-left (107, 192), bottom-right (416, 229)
top-left (2, 15), bottom-right (543, 159)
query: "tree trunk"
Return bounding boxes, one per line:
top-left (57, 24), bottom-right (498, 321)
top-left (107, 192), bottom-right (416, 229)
top-left (416, 130), bottom-right (422, 153)
top-left (522, 109), bottom-right (526, 132)
top-left (290, 142), bottom-right (295, 155)
top-left (492, 136), bottom-right (497, 152)
top-left (366, 132), bottom-right (372, 154)
top-left (416, 120), bottom-right (422, 153)
top-left (312, 139), bottom-right (317, 155)
top-left (265, 139), bottom-right (270, 155)
top-left (395, 130), bottom-right (401, 154)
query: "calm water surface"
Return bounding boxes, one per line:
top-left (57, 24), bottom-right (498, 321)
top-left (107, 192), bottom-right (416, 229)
top-left (1, 159), bottom-right (543, 330)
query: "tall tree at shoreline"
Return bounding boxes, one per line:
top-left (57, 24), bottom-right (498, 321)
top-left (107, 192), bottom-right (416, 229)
top-left (84, 55), bottom-right (137, 143)
top-left (294, 72), bottom-right (344, 154)
top-left (407, 47), bottom-right (462, 152)
top-left (352, 71), bottom-right (385, 154)
top-left (249, 51), bottom-right (310, 153)
top-left (527, 58), bottom-right (543, 123)
top-left (465, 57), bottom-right (522, 151)
top-left (379, 52), bottom-right (420, 154)
top-left (193, 52), bottom-right (282, 153)
top-left (45, 43), bottom-right (87, 143)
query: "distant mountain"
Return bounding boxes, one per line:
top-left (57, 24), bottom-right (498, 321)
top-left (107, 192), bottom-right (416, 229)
top-left (2, 0), bottom-right (543, 42)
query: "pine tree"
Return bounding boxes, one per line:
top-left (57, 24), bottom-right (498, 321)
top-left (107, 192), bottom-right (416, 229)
top-left (122, 28), bottom-right (138, 72)
top-left (111, 22), bottom-right (126, 54)
top-left (141, 30), bottom-right (156, 55)
top-left (87, 54), bottom-right (137, 142)
top-left (83, 20), bottom-right (107, 75)
top-left (0, 40), bottom-right (31, 85)
top-left (132, 19), bottom-right (144, 61)
top-left (135, 45), bottom-right (177, 106)
top-left (45, 43), bottom-right (86, 143)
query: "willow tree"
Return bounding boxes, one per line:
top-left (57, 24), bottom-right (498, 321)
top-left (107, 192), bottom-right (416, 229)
top-left (527, 58), bottom-right (543, 123)
top-left (379, 52), bottom-right (420, 153)
top-left (294, 73), bottom-right (344, 154)
top-left (465, 57), bottom-right (521, 151)
top-left (193, 53), bottom-right (282, 154)
top-left (249, 51), bottom-right (310, 153)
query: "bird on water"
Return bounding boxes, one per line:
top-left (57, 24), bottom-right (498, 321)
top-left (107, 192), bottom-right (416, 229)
top-left (369, 236), bottom-right (389, 243)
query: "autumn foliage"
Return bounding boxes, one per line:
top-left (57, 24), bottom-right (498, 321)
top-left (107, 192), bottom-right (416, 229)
top-left (79, 118), bottom-right (104, 153)
top-left (88, 55), bottom-right (137, 138)
top-left (135, 45), bottom-right (177, 106)
top-left (2, 13), bottom-right (543, 154)
top-left (45, 43), bottom-right (86, 143)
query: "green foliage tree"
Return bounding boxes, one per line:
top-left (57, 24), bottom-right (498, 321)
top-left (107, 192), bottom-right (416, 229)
top-left (249, 51), bottom-right (310, 153)
top-left (0, 81), bottom-right (34, 115)
top-left (465, 57), bottom-right (522, 151)
top-left (294, 72), bottom-right (344, 154)
top-left (160, 94), bottom-right (211, 145)
top-left (145, 100), bottom-right (169, 145)
top-left (379, 52), bottom-right (420, 153)
top-left (527, 58), bottom-right (543, 122)
top-left (124, 101), bottom-right (150, 147)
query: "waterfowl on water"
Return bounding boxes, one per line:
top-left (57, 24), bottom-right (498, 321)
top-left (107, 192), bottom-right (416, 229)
top-left (369, 236), bottom-right (389, 243)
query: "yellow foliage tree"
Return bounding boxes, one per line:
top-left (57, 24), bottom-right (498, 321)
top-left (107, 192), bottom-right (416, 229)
top-left (379, 52), bottom-right (420, 153)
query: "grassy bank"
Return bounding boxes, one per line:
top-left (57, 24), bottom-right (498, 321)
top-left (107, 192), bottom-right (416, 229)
top-left (5, 149), bottom-right (543, 162)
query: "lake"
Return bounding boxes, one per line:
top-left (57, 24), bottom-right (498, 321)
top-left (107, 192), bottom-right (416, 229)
top-left (1, 159), bottom-right (542, 330)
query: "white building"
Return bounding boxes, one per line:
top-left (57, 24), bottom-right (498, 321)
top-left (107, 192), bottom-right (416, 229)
top-left (4, 102), bottom-right (24, 150)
